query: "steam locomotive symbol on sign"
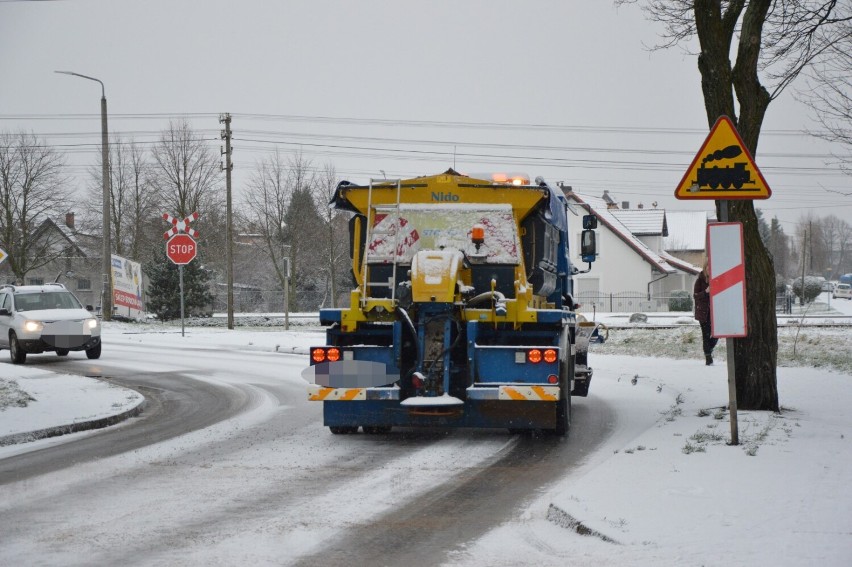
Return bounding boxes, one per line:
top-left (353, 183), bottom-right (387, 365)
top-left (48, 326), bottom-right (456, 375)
top-left (694, 145), bottom-right (754, 190)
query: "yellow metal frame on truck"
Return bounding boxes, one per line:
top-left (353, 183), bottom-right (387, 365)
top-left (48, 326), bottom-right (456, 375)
top-left (335, 172), bottom-right (555, 332)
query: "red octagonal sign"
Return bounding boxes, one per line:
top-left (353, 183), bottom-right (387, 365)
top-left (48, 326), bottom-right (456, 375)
top-left (166, 233), bottom-right (197, 265)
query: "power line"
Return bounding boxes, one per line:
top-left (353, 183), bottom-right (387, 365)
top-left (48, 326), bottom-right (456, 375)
top-left (0, 111), bottom-right (835, 137)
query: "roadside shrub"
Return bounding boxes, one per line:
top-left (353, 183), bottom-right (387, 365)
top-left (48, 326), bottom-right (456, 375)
top-left (791, 276), bottom-right (823, 304)
top-left (668, 290), bottom-right (693, 312)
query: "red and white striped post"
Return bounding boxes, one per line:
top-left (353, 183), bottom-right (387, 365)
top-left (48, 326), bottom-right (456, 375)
top-left (707, 219), bottom-right (747, 445)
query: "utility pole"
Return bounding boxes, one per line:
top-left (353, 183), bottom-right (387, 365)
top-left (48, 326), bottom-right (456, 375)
top-left (55, 71), bottom-right (112, 320)
top-left (801, 223), bottom-right (808, 305)
top-left (219, 113), bottom-right (234, 330)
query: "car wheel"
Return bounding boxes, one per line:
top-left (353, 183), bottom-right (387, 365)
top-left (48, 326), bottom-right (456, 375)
top-left (56, 348), bottom-right (70, 356)
top-left (85, 343), bottom-right (102, 360)
top-left (9, 332), bottom-right (26, 364)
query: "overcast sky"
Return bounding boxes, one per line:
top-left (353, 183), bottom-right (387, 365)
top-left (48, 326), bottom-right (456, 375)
top-left (1, 0), bottom-right (849, 232)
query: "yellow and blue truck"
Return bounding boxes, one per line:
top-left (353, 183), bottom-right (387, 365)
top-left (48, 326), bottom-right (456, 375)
top-left (304, 169), bottom-right (601, 435)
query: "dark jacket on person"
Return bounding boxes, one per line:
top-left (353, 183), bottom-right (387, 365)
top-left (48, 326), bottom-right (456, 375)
top-left (694, 271), bottom-right (710, 322)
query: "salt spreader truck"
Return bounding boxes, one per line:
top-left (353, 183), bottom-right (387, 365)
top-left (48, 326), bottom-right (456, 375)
top-left (304, 170), bottom-right (601, 435)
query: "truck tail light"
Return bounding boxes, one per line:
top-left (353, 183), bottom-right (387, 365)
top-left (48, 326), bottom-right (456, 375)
top-left (527, 349), bottom-right (542, 364)
top-left (543, 349), bottom-right (557, 363)
top-left (312, 347), bottom-right (343, 363)
top-left (548, 374), bottom-right (559, 384)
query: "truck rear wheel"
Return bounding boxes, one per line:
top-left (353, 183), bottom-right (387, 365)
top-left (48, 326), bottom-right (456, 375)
top-left (553, 356), bottom-right (573, 437)
top-left (554, 392), bottom-right (571, 437)
top-left (363, 426), bottom-right (392, 434)
top-left (329, 426), bottom-right (358, 435)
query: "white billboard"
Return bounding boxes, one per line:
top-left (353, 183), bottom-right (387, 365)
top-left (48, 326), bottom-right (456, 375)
top-left (111, 254), bottom-right (144, 320)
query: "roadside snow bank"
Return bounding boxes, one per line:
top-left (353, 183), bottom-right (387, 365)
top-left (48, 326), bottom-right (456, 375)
top-left (0, 368), bottom-right (143, 444)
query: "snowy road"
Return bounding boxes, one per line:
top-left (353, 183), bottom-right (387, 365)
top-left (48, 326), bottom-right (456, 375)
top-left (0, 338), bottom-right (626, 565)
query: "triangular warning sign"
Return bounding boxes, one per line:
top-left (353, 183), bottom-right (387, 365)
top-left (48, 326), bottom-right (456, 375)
top-left (675, 116), bottom-right (771, 200)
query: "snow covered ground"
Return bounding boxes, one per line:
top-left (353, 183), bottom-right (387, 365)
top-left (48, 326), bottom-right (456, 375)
top-left (1, 301), bottom-right (850, 565)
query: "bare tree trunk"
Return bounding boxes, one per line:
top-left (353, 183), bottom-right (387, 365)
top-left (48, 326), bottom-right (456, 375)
top-left (694, 0), bottom-right (779, 411)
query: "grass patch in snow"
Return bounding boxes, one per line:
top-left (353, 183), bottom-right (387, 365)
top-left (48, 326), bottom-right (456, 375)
top-left (0, 379), bottom-right (36, 411)
top-left (593, 325), bottom-right (851, 374)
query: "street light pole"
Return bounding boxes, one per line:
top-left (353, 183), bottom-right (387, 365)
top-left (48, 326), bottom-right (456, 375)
top-left (55, 70), bottom-right (112, 320)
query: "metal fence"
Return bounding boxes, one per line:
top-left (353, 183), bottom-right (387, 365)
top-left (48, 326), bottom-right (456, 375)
top-left (575, 292), bottom-right (692, 313)
top-left (205, 288), bottom-right (819, 316)
top-left (210, 288), bottom-right (287, 314)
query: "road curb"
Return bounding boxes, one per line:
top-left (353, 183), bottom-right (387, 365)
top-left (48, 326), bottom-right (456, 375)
top-left (0, 398), bottom-right (147, 447)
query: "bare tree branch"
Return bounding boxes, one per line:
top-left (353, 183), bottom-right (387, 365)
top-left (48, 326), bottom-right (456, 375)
top-left (0, 131), bottom-right (71, 281)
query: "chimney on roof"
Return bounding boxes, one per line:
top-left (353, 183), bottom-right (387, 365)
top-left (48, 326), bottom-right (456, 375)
top-left (622, 201), bottom-right (630, 209)
top-left (556, 181), bottom-right (573, 194)
top-left (602, 189), bottom-right (614, 205)
top-left (65, 212), bottom-right (75, 229)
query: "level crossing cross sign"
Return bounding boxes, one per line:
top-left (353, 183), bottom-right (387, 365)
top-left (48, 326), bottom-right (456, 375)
top-left (675, 116), bottom-right (772, 200)
top-left (163, 212), bottom-right (200, 240)
top-left (163, 211), bottom-right (200, 265)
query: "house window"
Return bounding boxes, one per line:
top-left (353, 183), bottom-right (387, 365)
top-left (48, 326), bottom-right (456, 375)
top-left (77, 278), bottom-right (92, 291)
top-left (27, 277), bottom-right (44, 286)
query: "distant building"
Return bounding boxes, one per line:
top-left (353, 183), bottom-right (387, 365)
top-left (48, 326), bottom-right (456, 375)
top-left (1, 213), bottom-right (103, 310)
top-left (559, 186), bottom-right (704, 312)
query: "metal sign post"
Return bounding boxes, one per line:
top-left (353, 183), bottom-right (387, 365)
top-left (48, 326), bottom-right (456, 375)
top-left (163, 212), bottom-right (200, 337)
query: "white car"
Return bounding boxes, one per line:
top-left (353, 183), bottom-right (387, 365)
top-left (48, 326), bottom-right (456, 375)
top-left (0, 283), bottom-right (101, 364)
top-left (833, 283), bottom-right (852, 300)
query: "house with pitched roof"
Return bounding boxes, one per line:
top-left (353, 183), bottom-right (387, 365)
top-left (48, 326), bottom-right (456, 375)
top-left (663, 210), bottom-right (716, 268)
top-left (0, 213), bottom-right (103, 309)
top-left (559, 186), bottom-right (702, 312)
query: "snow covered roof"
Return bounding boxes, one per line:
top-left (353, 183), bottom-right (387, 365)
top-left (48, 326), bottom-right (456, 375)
top-left (609, 209), bottom-right (668, 237)
top-left (663, 210), bottom-right (714, 252)
top-left (33, 217), bottom-right (98, 257)
top-left (566, 192), bottom-right (678, 274)
top-left (659, 250), bottom-right (701, 275)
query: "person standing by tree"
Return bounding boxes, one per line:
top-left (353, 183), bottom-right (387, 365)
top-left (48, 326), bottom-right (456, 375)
top-left (694, 262), bottom-right (718, 365)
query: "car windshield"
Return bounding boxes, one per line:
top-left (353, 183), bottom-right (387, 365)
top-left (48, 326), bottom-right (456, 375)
top-left (14, 291), bottom-right (83, 311)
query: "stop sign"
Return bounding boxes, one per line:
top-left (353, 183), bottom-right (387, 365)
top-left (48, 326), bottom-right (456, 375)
top-left (166, 233), bottom-right (197, 265)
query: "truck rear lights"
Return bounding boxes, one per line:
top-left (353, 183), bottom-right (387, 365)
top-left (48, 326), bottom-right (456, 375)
top-left (522, 349), bottom-right (556, 364)
top-left (311, 348), bottom-right (327, 363)
top-left (311, 347), bottom-right (342, 363)
top-left (548, 374), bottom-right (559, 384)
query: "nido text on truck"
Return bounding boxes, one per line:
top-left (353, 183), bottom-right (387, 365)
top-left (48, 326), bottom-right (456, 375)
top-left (303, 170), bottom-right (603, 435)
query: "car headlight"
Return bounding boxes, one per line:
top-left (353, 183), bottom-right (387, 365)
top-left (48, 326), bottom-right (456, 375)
top-left (23, 320), bottom-right (43, 333)
top-left (86, 318), bottom-right (99, 330)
